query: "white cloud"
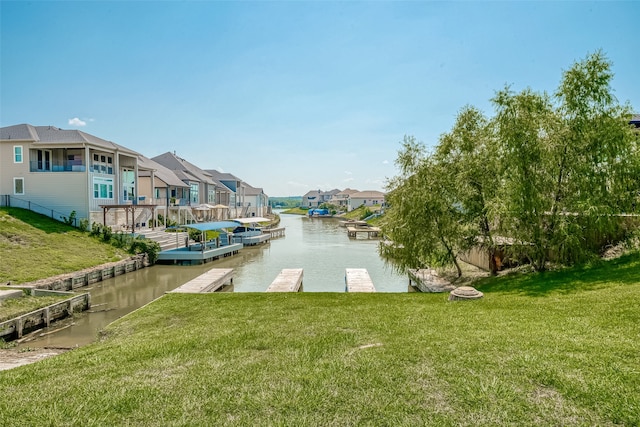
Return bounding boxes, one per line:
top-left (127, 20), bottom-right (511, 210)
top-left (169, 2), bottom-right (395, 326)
top-left (68, 117), bottom-right (87, 127)
top-left (287, 181), bottom-right (308, 188)
top-left (382, 160), bottom-right (389, 165)
top-left (344, 171), bottom-right (353, 175)
top-left (343, 177), bottom-right (355, 183)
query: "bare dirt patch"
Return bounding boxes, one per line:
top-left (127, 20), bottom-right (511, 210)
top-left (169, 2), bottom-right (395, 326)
top-left (0, 347), bottom-right (68, 371)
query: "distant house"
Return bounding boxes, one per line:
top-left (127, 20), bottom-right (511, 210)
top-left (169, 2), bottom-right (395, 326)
top-left (347, 190), bottom-right (386, 211)
top-left (329, 188), bottom-right (359, 209)
top-left (0, 124), bottom-right (147, 227)
top-left (137, 155), bottom-right (189, 223)
top-left (631, 114), bottom-right (640, 128)
top-left (205, 170), bottom-right (246, 218)
top-left (301, 189), bottom-right (340, 208)
top-left (243, 183), bottom-right (269, 218)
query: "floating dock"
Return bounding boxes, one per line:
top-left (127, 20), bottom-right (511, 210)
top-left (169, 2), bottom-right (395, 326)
top-left (346, 224), bottom-right (380, 238)
top-left (345, 268), bottom-right (376, 292)
top-left (265, 268), bottom-right (303, 292)
top-left (157, 243), bottom-right (242, 265)
top-left (170, 268), bottom-right (234, 293)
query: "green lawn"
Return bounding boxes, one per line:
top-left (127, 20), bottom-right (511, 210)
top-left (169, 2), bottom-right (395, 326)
top-left (0, 253), bottom-right (638, 426)
top-left (0, 208), bottom-right (129, 284)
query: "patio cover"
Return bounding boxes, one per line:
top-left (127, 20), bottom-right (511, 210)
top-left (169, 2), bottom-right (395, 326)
top-left (180, 221), bottom-right (240, 231)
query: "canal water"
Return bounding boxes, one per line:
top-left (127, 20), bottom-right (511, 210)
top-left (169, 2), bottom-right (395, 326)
top-left (21, 213), bottom-right (409, 349)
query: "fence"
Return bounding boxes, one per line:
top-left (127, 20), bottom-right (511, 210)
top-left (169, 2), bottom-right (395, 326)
top-left (0, 195), bottom-right (78, 227)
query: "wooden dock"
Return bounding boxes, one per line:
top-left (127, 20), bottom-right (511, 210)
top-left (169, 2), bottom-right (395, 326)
top-left (170, 268), bottom-right (234, 293)
top-left (345, 268), bottom-right (376, 292)
top-left (346, 225), bottom-right (380, 238)
top-left (265, 268), bottom-right (303, 292)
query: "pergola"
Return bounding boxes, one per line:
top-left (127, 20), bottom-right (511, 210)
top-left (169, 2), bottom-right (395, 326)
top-left (99, 204), bottom-right (158, 234)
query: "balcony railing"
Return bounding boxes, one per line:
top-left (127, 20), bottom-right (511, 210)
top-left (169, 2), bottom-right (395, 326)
top-left (30, 160), bottom-right (86, 172)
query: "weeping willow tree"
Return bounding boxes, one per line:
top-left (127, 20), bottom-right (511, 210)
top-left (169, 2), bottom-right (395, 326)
top-left (382, 51), bottom-right (639, 274)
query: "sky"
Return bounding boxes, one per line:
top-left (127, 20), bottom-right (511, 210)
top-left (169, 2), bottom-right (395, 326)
top-left (1, 1), bottom-right (639, 197)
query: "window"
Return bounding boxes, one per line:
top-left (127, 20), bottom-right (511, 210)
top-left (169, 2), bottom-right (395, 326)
top-left (93, 177), bottom-right (114, 199)
top-left (13, 146), bottom-right (23, 163)
top-left (92, 153), bottom-right (113, 174)
top-left (190, 183), bottom-right (199, 204)
top-left (13, 178), bottom-right (24, 195)
top-left (36, 149), bottom-right (51, 171)
top-left (122, 169), bottom-right (135, 201)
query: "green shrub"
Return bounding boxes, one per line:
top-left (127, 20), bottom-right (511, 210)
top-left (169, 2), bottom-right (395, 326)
top-left (129, 238), bottom-right (161, 264)
top-left (79, 218), bottom-right (90, 232)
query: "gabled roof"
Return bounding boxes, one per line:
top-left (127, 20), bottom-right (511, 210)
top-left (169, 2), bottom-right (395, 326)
top-left (137, 155), bottom-right (189, 188)
top-left (350, 190), bottom-right (386, 199)
top-left (335, 188), bottom-right (359, 196)
top-left (244, 183), bottom-right (266, 197)
top-left (152, 152), bottom-right (215, 185)
top-left (0, 124), bottom-right (139, 156)
top-left (205, 169), bottom-right (242, 182)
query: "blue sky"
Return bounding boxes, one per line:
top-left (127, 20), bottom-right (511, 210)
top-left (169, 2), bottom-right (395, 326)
top-left (2, 1), bottom-right (638, 196)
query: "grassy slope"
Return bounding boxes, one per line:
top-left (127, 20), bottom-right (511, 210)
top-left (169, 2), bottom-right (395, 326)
top-left (0, 253), bottom-right (638, 426)
top-left (0, 208), bottom-right (129, 284)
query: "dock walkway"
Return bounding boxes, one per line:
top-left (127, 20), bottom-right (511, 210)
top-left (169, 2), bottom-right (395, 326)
top-left (265, 268), bottom-right (303, 292)
top-left (170, 268), bottom-right (234, 293)
top-left (345, 268), bottom-right (376, 292)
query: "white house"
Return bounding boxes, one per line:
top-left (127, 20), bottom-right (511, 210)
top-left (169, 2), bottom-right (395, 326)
top-left (347, 190), bottom-right (386, 211)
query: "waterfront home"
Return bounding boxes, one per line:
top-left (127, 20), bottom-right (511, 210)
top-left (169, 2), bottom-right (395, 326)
top-left (0, 124), bottom-right (149, 227)
top-left (301, 189), bottom-right (340, 208)
top-left (244, 183), bottom-right (269, 218)
top-left (329, 188), bottom-right (359, 210)
top-left (205, 170), bottom-right (246, 218)
top-left (347, 190), bottom-right (386, 211)
top-left (137, 155), bottom-right (190, 225)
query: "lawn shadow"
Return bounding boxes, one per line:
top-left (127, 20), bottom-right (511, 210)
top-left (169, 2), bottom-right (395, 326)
top-left (474, 252), bottom-right (640, 297)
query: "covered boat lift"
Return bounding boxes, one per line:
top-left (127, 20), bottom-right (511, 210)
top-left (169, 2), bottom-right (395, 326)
top-left (157, 221), bottom-right (243, 265)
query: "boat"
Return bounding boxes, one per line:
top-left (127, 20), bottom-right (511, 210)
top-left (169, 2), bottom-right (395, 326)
top-left (231, 217), bottom-right (272, 246)
top-left (308, 208), bottom-right (333, 218)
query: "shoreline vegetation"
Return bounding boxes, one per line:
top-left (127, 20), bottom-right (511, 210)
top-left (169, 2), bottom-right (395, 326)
top-left (1, 207), bottom-right (639, 424)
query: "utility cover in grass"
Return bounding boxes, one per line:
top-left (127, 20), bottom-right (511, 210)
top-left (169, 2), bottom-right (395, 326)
top-left (448, 286), bottom-right (484, 301)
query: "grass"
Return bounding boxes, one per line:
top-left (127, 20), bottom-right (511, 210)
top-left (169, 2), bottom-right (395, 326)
top-left (0, 254), bottom-right (638, 426)
top-left (0, 208), bottom-right (129, 284)
top-left (280, 207), bottom-right (308, 215)
top-left (0, 292), bottom-right (70, 322)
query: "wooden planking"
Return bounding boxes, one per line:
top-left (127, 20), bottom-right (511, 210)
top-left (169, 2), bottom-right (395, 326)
top-left (345, 268), bottom-right (376, 292)
top-left (170, 268), bottom-right (234, 293)
top-left (266, 268), bottom-right (303, 292)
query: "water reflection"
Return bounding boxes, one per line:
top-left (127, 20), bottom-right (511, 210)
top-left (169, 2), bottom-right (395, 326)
top-left (21, 213), bottom-right (407, 349)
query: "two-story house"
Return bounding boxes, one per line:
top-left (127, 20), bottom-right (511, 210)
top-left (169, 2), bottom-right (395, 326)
top-left (301, 189), bottom-right (340, 208)
top-left (1, 124), bottom-right (146, 226)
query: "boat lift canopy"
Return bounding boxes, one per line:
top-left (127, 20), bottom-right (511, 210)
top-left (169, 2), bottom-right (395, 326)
top-left (171, 221), bottom-right (241, 231)
top-left (234, 217), bottom-right (270, 224)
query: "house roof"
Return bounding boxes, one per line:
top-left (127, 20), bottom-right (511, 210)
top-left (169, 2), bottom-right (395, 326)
top-left (205, 169), bottom-right (242, 183)
top-left (244, 183), bottom-right (265, 196)
top-left (335, 188), bottom-right (360, 196)
top-left (1, 124), bottom-right (139, 156)
top-left (152, 152), bottom-right (215, 185)
top-left (137, 155), bottom-right (189, 188)
top-left (350, 190), bottom-right (386, 199)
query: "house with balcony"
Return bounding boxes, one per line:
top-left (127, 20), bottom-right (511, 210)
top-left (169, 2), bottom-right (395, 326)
top-left (0, 124), bottom-right (150, 228)
top-left (205, 170), bottom-right (246, 218)
top-left (137, 155), bottom-right (190, 224)
top-left (243, 183), bottom-right (269, 218)
top-left (301, 189), bottom-right (340, 208)
top-left (328, 188), bottom-right (359, 210)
